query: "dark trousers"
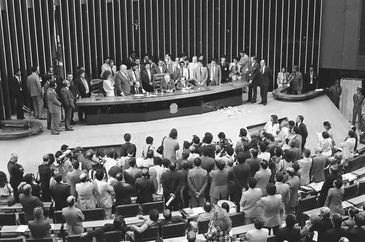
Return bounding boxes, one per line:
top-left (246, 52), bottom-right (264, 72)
top-left (64, 107), bottom-right (73, 129)
top-left (248, 83), bottom-right (258, 101)
top-left (260, 85), bottom-right (268, 104)
top-left (353, 106), bottom-right (362, 127)
top-left (164, 194), bottom-right (180, 211)
top-left (78, 108), bottom-right (87, 121)
top-left (15, 96), bottom-right (24, 119)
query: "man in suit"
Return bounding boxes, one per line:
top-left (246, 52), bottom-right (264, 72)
top-left (28, 207), bottom-right (51, 239)
top-left (50, 174), bottom-right (71, 211)
top-left (240, 178), bottom-right (263, 224)
top-left (239, 50), bottom-right (250, 82)
top-left (65, 161), bottom-right (85, 198)
top-left (60, 78), bottom-right (75, 131)
top-left (73, 69), bottom-right (89, 121)
top-left (27, 66), bottom-right (44, 119)
top-left (220, 56), bottom-right (230, 83)
top-left (7, 153), bottom-right (24, 201)
top-left (19, 184), bottom-right (44, 223)
top-left (140, 63), bottom-right (155, 92)
top-left (114, 64), bottom-right (132, 96)
top-left (62, 196), bottom-right (85, 235)
top-left (310, 148), bottom-right (326, 182)
top-left (125, 51), bottom-right (136, 69)
top-left (309, 207), bottom-right (332, 242)
top-left (135, 168), bottom-right (155, 204)
top-left (113, 173), bottom-right (136, 206)
top-left (47, 81), bottom-right (62, 135)
top-left (207, 58), bottom-right (222, 86)
top-left (188, 158), bottom-right (208, 207)
top-left (128, 64), bottom-right (143, 92)
top-left (288, 65), bottom-right (303, 94)
top-left (154, 59), bottom-right (167, 74)
top-left (275, 172), bottom-right (290, 213)
top-left (259, 59), bottom-right (272, 105)
top-left (193, 62), bottom-right (209, 86)
top-left (161, 162), bottom-right (181, 211)
top-left (285, 167), bottom-right (300, 214)
top-left (10, 68), bottom-right (25, 119)
top-left (352, 87), bottom-right (364, 128)
top-left (246, 57), bottom-right (261, 103)
top-left (121, 133), bottom-right (137, 157)
top-left (232, 152), bottom-right (251, 207)
top-left (304, 65), bottom-right (318, 92)
top-left (296, 115), bottom-right (308, 150)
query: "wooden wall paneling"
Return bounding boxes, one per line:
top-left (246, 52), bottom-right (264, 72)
top-left (143, 0), bottom-right (147, 55)
top-left (292, 0), bottom-right (297, 67)
top-left (305, 0), bottom-right (310, 71)
top-left (0, 8), bottom-right (10, 118)
top-left (77, 0), bottom-right (85, 68)
top-left (299, 0), bottom-right (303, 68)
top-left (38, 0), bottom-right (47, 71)
top-left (17, 0), bottom-right (29, 71)
top-left (273, 0), bottom-right (278, 87)
top-left (311, 0), bottom-right (317, 65)
top-left (317, 0), bottom-right (323, 75)
top-left (4, 0), bottom-right (13, 75)
top-left (236, 0), bottom-right (239, 55)
top-left (9, 0), bottom-right (20, 70)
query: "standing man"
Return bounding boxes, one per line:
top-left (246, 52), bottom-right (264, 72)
top-left (288, 65), bottom-right (303, 94)
top-left (352, 87), bottom-right (364, 128)
top-left (259, 59), bottom-right (272, 105)
top-left (207, 58), bottom-right (222, 86)
top-left (10, 68), bottom-right (25, 119)
top-left (161, 163), bottom-right (181, 211)
top-left (238, 50), bottom-right (250, 82)
top-left (296, 115), bottom-right (308, 150)
top-left (27, 66), bottom-right (44, 119)
top-left (305, 65), bottom-right (318, 92)
top-left (246, 57), bottom-right (260, 103)
top-left (328, 80), bottom-right (342, 109)
top-left (193, 62), bottom-right (209, 86)
top-left (73, 69), bottom-right (90, 121)
top-left (7, 153), bottom-right (24, 201)
top-left (47, 81), bottom-right (62, 135)
top-left (188, 158), bottom-right (208, 208)
top-left (220, 56), bottom-right (230, 83)
top-left (140, 63), bottom-right (155, 92)
top-left (61, 79), bottom-right (75, 131)
top-left (115, 64), bottom-right (132, 96)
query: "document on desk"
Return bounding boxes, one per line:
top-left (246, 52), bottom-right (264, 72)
top-left (16, 225), bottom-right (28, 233)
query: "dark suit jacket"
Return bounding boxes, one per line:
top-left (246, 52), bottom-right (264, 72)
top-left (10, 76), bottom-right (24, 97)
top-left (246, 158), bottom-right (262, 176)
top-left (28, 219), bottom-right (51, 239)
top-left (50, 182), bottom-right (71, 211)
top-left (7, 161), bottom-right (24, 189)
top-left (348, 226), bottom-right (365, 242)
top-left (324, 227), bottom-right (347, 242)
top-left (86, 222), bottom-right (127, 239)
top-left (247, 63), bottom-right (260, 85)
top-left (220, 61), bottom-right (230, 82)
top-left (154, 64), bottom-right (167, 74)
top-left (125, 57), bottom-right (136, 69)
top-left (296, 122), bottom-right (308, 140)
top-left (135, 177), bottom-right (155, 204)
top-left (276, 226), bottom-right (300, 242)
top-left (121, 142), bottom-right (137, 157)
top-left (140, 68), bottom-right (155, 92)
top-left (19, 194), bottom-right (43, 223)
top-left (259, 66), bottom-right (272, 87)
top-left (305, 71), bottom-right (318, 89)
top-left (232, 163), bottom-right (251, 190)
top-left (114, 71), bottom-right (132, 96)
top-left (161, 170), bottom-right (180, 196)
top-left (73, 77), bottom-right (90, 98)
top-left (310, 217), bottom-right (333, 242)
top-left (113, 181), bottom-right (136, 206)
top-left (61, 87), bottom-right (75, 110)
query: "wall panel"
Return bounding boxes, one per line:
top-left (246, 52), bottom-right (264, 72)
top-left (0, 0), bottom-right (322, 120)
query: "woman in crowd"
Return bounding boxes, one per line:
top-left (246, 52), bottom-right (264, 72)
top-left (0, 171), bottom-right (14, 205)
top-left (325, 179), bottom-right (344, 215)
top-left (102, 70), bottom-right (115, 97)
top-left (323, 121), bottom-right (334, 140)
top-left (163, 128), bottom-right (180, 162)
top-left (318, 131), bottom-right (333, 157)
top-left (93, 170), bottom-right (115, 218)
top-left (204, 208), bottom-right (232, 241)
top-left (340, 130), bottom-right (356, 161)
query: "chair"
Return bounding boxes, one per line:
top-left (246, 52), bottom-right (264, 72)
top-left (0, 237), bottom-right (23, 242)
top-left (0, 212), bottom-right (16, 226)
top-left (297, 196), bottom-right (317, 212)
top-left (67, 235), bottom-right (93, 242)
top-left (162, 222), bottom-right (186, 239)
top-left (197, 219), bottom-right (210, 234)
top-left (152, 73), bottom-right (168, 91)
top-left (99, 231), bottom-right (125, 242)
top-left (115, 204), bottom-right (140, 218)
top-left (344, 184), bottom-right (358, 200)
top-left (18, 212), bottom-right (26, 225)
top-left (142, 201), bottom-right (164, 215)
top-left (83, 208), bottom-right (105, 221)
top-left (230, 212), bottom-right (245, 227)
top-left (90, 79), bottom-right (104, 94)
top-left (358, 181), bottom-right (365, 195)
top-left (53, 210), bottom-right (66, 223)
top-left (26, 238), bottom-right (53, 242)
top-left (134, 226), bottom-right (159, 242)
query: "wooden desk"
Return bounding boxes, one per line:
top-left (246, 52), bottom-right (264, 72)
top-left (0, 223), bottom-right (61, 234)
top-left (342, 173), bottom-right (358, 184)
top-left (131, 194), bottom-right (163, 204)
top-left (0, 202), bottom-right (52, 212)
top-left (303, 201), bottom-right (355, 218)
top-left (125, 211), bottom-right (182, 226)
top-left (351, 167), bottom-right (365, 178)
top-left (347, 195), bottom-right (365, 207)
top-left (230, 224), bottom-right (255, 237)
top-left (146, 234), bottom-right (206, 242)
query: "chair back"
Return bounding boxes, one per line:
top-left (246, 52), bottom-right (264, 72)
top-left (90, 79), bottom-right (104, 94)
top-left (152, 74), bottom-right (168, 90)
top-left (99, 230), bottom-right (124, 242)
top-left (358, 181), bottom-right (365, 196)
top-left (83, 208), bottom-right (105, 221)
top-left (297, 196), bottom-right (317, 212)
top-left (18, 212), bottom-right (26, 225)
top-left (344, 184), bottom-right (358, 200)
top-left (67, 236), bottom-right (93, 242)
top-left (230, 212), bottom-right (245, 227)
top-left (26, 238), bottom-right (53, 242)
top-left (0, 212), bottom-right (16, 226)
top-left (162, 222), bottom-right (186, 239)
top-left (0, 237), bottom-right (23, 242)
top-left (115, 204), bottom-right (140, 218)
top-left (53, 210), bottom-right (66, 223)
top-left (134, 226), bottom-right (159, 242)
top-left (197, 219), bottom-right (210, 234)
top-left (142, 201), bottom-right (164, 215)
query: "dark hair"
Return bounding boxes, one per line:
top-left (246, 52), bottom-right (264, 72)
top-left (153, 157), bottom-right (162, 166)
top-left (266, 183), bottom-right (277, 196)
top-left (146, 150), bottom-right (154, 159)
top-left (192, 135), bottom-right (200, 145)
top-left (162, 158), bottom-right (171, 168)
top-left (271, 115), bottom-right (278, 123)
top-left (335, 179), bottom-right (343, 189)
top-left (24, 173), bottom-right (34, 184)
top-left (203, 132), bottom-right (213, 144)
top-left (146, 136), bottom-right (153, 144)
top-left (128, 157), bottom-right (136, 167)
top-left (80, 174), bottom-right (87, 182)
top-left (323, 121), bottom-right (331, 129)
top-left (253, 217), bottom-right (264, 229)
top-left (194, 157), bottom-right (202, 167)
top-left (149, 209), bottom-right (159, 221)
top-left (203, 202), bottom-right (212, 213)
top-left (221, 202), bottom-right (230, 213)
top-left (251, 148), bottom-right (259, 158)
top-left (95, 170), bottom-right (104, 181)
top-left (304, 149), bottom-right (311, 158)
top-left (67, 197), bottom-right (75, 207)
top-left (285, 213), bottom-right (297, 228)
top-left (31, 66), bottom-right (38, 72)
top-left (259, 142), bottom-right (267, 152)
top-left (248, 178), bottom-right (257, 189)
top-left (0, 172), bottom-right (8, 187)
top-left (101, 70), bottom-right (112, 80)
top-left (297, 115), bottom-right (304, 122)
top-left (169, 128), bottom-right (178, 139)
top-left (332, 213), bottom-right (343, 228)
top-left (124, 133), bottom-right (131, 142)
top-left (239, 128), bottom-right (248, 137)
top-left (116, 173), bottom-right (123, 181)
top-left (141, 168), bottom-right (149, 177)
top-left (354, 214), bottom-right (363, 227)
top-left (113, 215), bottom-right (125, 229)
top-left (49, 81), bottom-right (57, 88)
top-left (163, 209), bottom-right (172, 220)
top-left (322, 131), bottom-right (330, 139)
top-left (288, 120), bottom-right (295, 127)
top-left (274, 147), bottom-right (283, 157)
top-left (225, 146), bottom-right (234, 156)
top-left (348, 130), bottom-right (356, 138)
top-left (276, 172), bottom-right (284, 182)
top-left (54, 174), bottom-right (63, 183)
top-left (260, 160), bottom-right (269, 169)
top-left (348, 207), bottom-right (358, 218)
top-left (236, 152), bottom-right (247, 164)
top-left (218, 132), bottom-right (226, 139)
top-left (216, 160), bottom-right (226, 170)
top-left (169, 162), bottom-right (176, 171)
top-left (292, 163), bottom-right (300, 172)
top-left (181, 160), bottom-right (189, 170)
top-left (72, 161), bottom-right (80, 169)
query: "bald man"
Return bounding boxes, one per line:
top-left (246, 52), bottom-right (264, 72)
top-left (114, 64), bottom-right (132, 96)
top-left (62, 196), bottom-right (85, 235)
top-left (7, 153), bottom-right (24, 201)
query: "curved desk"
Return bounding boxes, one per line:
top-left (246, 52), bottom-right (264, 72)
top-left (77, 82), bottom-right (247, 124)
top-left (0, 120), bottom-right (43, 140)
top-left (272, 86), bottom-right (326, 101)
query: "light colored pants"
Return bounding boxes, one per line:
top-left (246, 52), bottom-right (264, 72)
top-left (50, 112), bottom-right (61, 133)
top-left (31, 95), bottom-right (43, 118)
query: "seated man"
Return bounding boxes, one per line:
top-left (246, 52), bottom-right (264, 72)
top-left (28, 207), bottom-right (51, 239)
top-left (130, 209), bottom-right (160, 234)
top-left (245, 217), bottom-right (269, 242)
top-left (198, 202), bottom-right (213, 221)
top-left (81, 215), bottom-right (127, 239)
top-left (160, 209), bottom-right (185, 225)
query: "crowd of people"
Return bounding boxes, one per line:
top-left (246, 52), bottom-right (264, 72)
top-left (1, 110), bottom-right (362, 241)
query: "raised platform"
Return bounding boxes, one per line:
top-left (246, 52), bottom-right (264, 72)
top-left (0, 119), bottom-right (43, 140)
top-left (272, 86), bottom-right (326, 101)
top-left (77, 82), bottom-right (247, 124)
